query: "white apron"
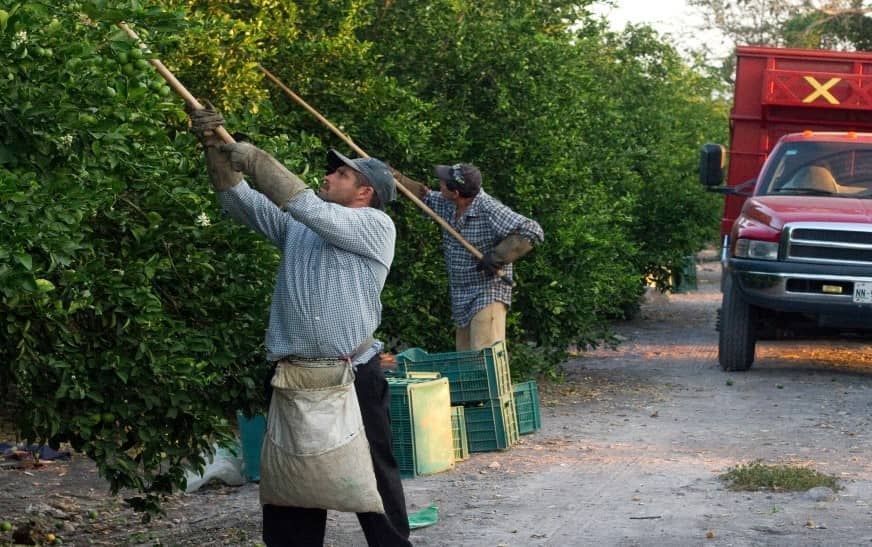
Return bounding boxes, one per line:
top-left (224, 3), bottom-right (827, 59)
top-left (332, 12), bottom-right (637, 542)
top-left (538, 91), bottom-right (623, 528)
top-left (259, 358), bottom-right (384, 513)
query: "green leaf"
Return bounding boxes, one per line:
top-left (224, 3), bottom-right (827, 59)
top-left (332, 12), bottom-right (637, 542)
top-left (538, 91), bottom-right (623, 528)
top-left (115, 368), bottom-right (129, 383)
top-left (14, 253), bottom-right (32, 270)
top-left (35, 278), bottom-right (55, 292)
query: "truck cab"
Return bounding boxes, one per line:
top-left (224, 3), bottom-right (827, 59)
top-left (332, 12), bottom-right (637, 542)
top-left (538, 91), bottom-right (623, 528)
top-left (701, 47), bottom-right (872, 371)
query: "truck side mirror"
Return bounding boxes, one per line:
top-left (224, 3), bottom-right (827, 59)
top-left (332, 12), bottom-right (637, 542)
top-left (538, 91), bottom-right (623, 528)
top-left (699, 144), bottom-right (725, 187)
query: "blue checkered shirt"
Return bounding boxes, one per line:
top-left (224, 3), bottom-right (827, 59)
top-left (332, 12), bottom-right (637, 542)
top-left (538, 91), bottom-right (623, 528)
top-left (218, 182), bottom-right (395, 364)
top-left (423, 189), bottom-right (544, 327)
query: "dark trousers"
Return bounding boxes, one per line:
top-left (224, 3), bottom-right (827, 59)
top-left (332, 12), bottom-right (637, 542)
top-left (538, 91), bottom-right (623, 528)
top-left (262, 354), bottom-right (412, 547)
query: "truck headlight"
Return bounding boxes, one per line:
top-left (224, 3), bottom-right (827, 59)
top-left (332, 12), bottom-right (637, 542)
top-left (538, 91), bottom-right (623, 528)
top-left (734, 239), bottom-right (779, 260)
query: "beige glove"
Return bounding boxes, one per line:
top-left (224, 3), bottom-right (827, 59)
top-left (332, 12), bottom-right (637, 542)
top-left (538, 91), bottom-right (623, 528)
top-left (390, 168), bottom-right (429, 199)
top-left (205, 147), bottom-right (243, 191)
top-left (477, 234), bottom-right (534, 277)
top-left (187, 103), bottom-right (225, 148)
top-left (492, 233), bottom-right (534, 264)
top-left (219, 143), bottom-right (308, 208)
top-left (186, 104), bottom-right (241, 191)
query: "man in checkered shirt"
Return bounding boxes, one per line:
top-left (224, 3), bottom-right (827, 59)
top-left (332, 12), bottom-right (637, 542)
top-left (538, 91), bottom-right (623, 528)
top-left (189, 106), bottom-right (412, 547)
top-left (393, 164), bottom-right (544, 351)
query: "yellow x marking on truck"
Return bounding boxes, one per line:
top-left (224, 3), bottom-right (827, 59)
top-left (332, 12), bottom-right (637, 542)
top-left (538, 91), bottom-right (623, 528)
top-left (802, 76), bottom-right (841, 104)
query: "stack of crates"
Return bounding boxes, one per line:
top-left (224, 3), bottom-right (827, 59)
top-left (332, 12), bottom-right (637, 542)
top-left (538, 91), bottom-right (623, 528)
top-left (513, 380), bottom-right (541, 435)
top-left (387, 377), bottom-right (455, 478)
top-left (396, 341), bottom-right (519, 453)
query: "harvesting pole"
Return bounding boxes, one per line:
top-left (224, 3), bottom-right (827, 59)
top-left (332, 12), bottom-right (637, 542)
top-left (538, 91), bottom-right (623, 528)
top-left (257, 64), bottom-right (513, 285)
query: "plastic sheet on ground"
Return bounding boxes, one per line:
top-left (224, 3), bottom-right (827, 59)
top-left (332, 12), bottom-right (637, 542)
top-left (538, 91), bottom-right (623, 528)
top-left (184, 444), bottom-right (245, 492)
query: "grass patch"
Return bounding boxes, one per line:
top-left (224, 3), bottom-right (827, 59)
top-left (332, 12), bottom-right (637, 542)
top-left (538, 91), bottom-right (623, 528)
top-left (720, 460), bottom-right (840, 492)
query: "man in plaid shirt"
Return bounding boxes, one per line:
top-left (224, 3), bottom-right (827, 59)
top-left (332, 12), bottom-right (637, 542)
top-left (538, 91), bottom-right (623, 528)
top-left (393, 164), bottom-right (544, 351)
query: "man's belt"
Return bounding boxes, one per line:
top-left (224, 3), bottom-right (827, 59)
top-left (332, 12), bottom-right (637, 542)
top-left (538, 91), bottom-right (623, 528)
top-left (276, 336), bottom-right (375, 365)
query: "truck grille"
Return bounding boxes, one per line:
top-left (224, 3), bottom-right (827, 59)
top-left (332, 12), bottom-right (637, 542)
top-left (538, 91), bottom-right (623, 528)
top-left (785, 224), bottom-right (872, 265)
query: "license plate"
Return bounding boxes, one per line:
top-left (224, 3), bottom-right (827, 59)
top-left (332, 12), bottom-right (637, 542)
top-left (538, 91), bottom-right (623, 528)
top-left (853, 282), bottom-right (872, 304)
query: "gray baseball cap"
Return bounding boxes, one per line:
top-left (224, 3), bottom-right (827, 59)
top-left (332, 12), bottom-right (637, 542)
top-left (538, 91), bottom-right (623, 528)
top-left (327, 149), bottom-right (396, 208)
top-left (434, 163), bottom-right (482, 197)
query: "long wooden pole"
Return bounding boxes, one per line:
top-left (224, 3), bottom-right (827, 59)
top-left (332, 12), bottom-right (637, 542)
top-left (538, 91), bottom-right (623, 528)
top-left (257, 64), bottom-right (513, 284)
top-left (117, 22), bottom-right (235, 145)
top-left (256, 65), bottom-right (479, 254)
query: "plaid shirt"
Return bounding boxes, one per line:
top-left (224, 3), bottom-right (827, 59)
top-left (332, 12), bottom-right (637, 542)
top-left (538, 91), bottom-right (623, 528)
top-left (218, 182), bottom-right (395, 363)
top-left (423, 189), bottom-right (544, 327)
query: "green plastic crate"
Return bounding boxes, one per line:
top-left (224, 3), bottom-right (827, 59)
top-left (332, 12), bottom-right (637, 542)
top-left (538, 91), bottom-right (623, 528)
top-left (450, 405), bottom-right (469, 462)
top-left (463, 394), bottom-right (519, 452)
top-left (387, 377), bottom-right (455, 478)
top-left (396, 341), bottom-right (512, 404)
top-left (513, 381), bottom-right (541, 435)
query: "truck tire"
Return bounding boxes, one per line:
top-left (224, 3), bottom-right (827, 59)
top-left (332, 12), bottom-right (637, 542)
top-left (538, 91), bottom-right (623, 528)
top-left (719, 274), bottom-right (756, 371)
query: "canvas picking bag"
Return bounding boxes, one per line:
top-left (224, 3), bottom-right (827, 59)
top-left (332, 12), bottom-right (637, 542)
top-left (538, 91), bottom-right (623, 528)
top-left (259, 359), bottom-right (385, 514)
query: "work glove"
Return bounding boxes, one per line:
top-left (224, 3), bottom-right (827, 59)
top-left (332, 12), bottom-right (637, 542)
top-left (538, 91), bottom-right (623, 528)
top-left (187, 102), bottom-right (225, 148)
top-left (219, 142), bottom-right (308, 209)
top-left (476, 252), bottom-right (503, 276)
top-left (477, 234), bottom-right (535, 276)
top-left (390, 168), bottom-right (429, 199)
top-left (186, 103), bottom-right (241, 191)
top-left (204, 147), bottom-right (243, 191)
top-left (492, 233), bottom-right (535, 264)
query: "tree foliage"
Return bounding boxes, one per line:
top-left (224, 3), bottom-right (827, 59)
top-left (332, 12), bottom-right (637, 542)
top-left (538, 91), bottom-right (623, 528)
top-left (689, 0), bottom-right (872, 54)
top-left (0, 0), bottom-right (297, 515)
top-left (0, 0), bottom-right (726, 513)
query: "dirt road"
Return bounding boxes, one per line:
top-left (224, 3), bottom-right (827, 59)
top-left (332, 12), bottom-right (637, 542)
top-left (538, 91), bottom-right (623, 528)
top-left (3, 259), bottom-right (872, 546)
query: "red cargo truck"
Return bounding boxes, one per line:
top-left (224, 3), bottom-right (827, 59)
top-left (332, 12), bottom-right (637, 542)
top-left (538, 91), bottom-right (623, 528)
top-left (700, 46), bottom-right (872, 371)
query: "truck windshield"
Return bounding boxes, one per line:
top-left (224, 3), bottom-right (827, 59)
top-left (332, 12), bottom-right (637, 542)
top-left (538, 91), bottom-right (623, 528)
top-left (757, 141), bottom-right (872, 198)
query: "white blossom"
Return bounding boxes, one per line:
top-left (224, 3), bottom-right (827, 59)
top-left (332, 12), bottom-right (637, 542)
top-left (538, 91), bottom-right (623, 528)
top-left (195, 212), bottom-right (211, 227)
top-left (11, 31), bottom-right (28, 49)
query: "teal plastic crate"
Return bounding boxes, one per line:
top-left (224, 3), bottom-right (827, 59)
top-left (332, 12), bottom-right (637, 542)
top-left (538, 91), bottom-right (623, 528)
top-left (236, 411), bottom-right (266, 482)
top-left (450, 405), bottom-right (469, 462)
top-left (513, 381), bottom-right (541, 435)
top-left (388, 377), bottom-right (455, 478)
top-left (463, 394), bottom-right (519, 452)
top-left (396, 341), bottom-right (512, 404)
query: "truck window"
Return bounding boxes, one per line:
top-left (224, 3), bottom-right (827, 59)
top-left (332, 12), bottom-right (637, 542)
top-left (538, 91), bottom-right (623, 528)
top-left (757, 142), bottom-right (872, 197)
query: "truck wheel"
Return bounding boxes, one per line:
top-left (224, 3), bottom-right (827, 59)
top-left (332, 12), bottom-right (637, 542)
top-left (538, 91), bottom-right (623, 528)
top-left (719, 274), bottom-right (756, 371)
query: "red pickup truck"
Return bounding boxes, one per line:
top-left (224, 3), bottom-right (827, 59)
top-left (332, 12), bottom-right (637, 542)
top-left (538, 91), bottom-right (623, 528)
top-left (700, 46), bottom-right (872, 371)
